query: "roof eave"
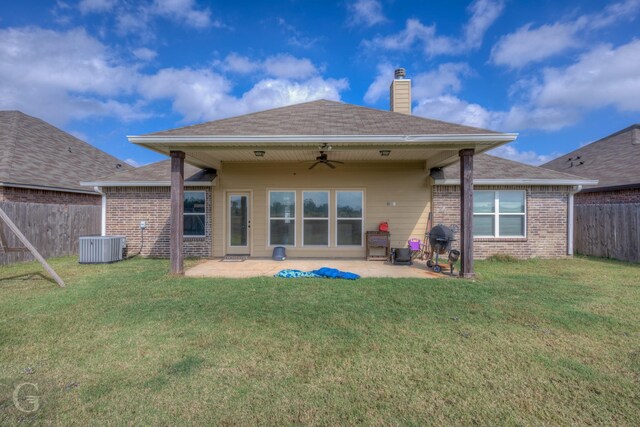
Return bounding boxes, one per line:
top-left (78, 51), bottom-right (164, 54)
top-left (80, 180), bottom-right (215, 188)
top-left (0, 181), bottom-right (99, 195)
top-left (433, 178), bottom-right (599, 186)
top-left (128, 133), bottom-right (518, 145)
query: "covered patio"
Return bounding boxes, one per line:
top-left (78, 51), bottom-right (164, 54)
top-left (128, 100), bottom-right (518, 279)
top-left (186, 258), bottom-right (443, 279)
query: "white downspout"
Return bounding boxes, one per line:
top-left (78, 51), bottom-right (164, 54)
top-left (567, 185), bottom-right (582, 256)
top-left (94, 186), bottom-right (107, 236)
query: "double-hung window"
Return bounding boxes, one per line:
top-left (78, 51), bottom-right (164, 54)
top-left (184, 191), bottom-right (206, 237)
top-left (473, 190), bottom-right (526, 238)
top-left (336, 191), bottom-right (363, 246)
top-left (303, 191), bottom-right (329, 246)
top-left (269, 191), bottom-right (296, 246)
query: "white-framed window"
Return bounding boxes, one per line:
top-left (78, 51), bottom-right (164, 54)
top-left (184, 191), bottom-right (206, 237)
top-left (473, 190), bottom-right (526, 238)
top-left (269, 191), bottom-right (296, 246)
top-left (302, 191), bottom-right (329, 246)
top-left (336, 191), bottom-right (363, 246)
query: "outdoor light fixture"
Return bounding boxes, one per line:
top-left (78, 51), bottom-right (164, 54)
top-left (254, 151), bottom-right (265, 157)
top-left (380, 150), bottom-right (391, 157)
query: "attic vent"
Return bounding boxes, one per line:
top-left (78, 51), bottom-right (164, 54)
top-left (68, 147), bottom-right (72, 153)
top-left (116, 163), bottom-right (122, 169)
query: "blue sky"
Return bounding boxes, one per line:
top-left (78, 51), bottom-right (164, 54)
top-left (1, 0), bottom-right (639, 166)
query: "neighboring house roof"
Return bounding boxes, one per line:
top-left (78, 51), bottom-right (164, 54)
top-left (82, 160), bottom-right (216, 187)
top-left (0, 111), bottom-right (132, 193)
top-left (145, 99), bottom-right (500, 137)
top-left (542, 124), bottom-right (640, 191)
top-left (432, 154), bottom-right (597, 186)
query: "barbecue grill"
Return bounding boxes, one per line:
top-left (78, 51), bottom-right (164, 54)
top-left (426, 224), bottom-right (457, 274)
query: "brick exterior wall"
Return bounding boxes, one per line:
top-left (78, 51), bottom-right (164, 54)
top-left (432, 185), bottom-right (572, 259)
top-left (104, 186), bottom-right (212, 258)
top-left (0, 186), bottom-right (100, 205)
top-left (575, 188), bottom-right (640, 205)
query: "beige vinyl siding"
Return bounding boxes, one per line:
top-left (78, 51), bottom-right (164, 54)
top-left (212, 161), bottom-right (430, 258)
top-left (390, 79), bottom-right (412, 115)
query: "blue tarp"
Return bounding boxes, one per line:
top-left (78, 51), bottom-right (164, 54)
top-left (274, 267), bottom-right (360, 280)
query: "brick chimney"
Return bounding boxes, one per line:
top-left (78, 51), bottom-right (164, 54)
top-left (390, 68), bottom-right (411, 115)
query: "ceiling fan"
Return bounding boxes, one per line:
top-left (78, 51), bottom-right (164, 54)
top-left (308, 151), bottom-right (344, 169)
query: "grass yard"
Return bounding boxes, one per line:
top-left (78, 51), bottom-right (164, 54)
top-left (0, 256), bottom-right (639, 425)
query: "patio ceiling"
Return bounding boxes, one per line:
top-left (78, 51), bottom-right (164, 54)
top-left (129, 134), bottom-right (517, 170)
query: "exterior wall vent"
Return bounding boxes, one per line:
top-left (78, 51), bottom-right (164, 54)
top-left (79, 236), bottom-right (126, 263)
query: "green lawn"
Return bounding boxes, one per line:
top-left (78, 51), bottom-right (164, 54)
top-left (0, 256), bottom-right (638, 425)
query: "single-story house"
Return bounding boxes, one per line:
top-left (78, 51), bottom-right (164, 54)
top-left (0, 111), bottom-right (132, 263)
top-left (82, 70), bottom-right (594, 277)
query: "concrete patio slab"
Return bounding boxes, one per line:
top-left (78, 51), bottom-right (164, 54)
top-left (185, 258), bottom-right (444, 279)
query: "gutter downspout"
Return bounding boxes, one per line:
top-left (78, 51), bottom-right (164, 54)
top-left (567, 185), bottom-right (582, 256)
top-left (94, 186), bottom-right (106, 236)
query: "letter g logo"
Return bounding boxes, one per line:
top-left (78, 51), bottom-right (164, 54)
top-left (13, 382), bottom-right (40, 413)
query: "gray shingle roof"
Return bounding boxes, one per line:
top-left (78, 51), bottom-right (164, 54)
top-left (437, 153), bottom-right (593, 182)
top-left (90, 160), bottom-right (215, 185)
top-left (541, 124), bottom-right (640, 189)
top-left (147, 99), bottom-right (500, 137)
top-left (0, 111), bottom-right (132, 192)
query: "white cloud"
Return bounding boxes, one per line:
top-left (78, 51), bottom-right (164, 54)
top-left (414, 95), bottom-right (497, 129)
top-left (412, 63), bottom-right (471, 100)
top-left (363, 63), bottom-right (395, 104)
top-left (237, 77), bottom-right (348, 115)
top-left (488, 144), bottom-right (559, 166)
top-left (491, 0), bottom-right (640, 68)
top-left (79, 0), bottom-right (117, 14)
top-left (490, 23), bottom-right (579, 69)
top-left (0, 26), bottom-right (348, 126)
top-left (413, 40), bottom-right (640, 133)
top-left (132, 47), bottom-right (157, 61)
top-left (262, 54), bottom-right (319, 79)
top-left (365, 0), bottom-right (504, 56)
top-left (150, 0), bottom-right (216, 29)
top-left (462, 0), bottom-right (505, 50)
top-left (0, 26), bottom-right (146, 125)
top-left (138, 67), bottom-right (234, 122)
top-left (218, 53), bottom-right (320, 80)
top-left (219, 53), bottom-right (260, 74)
top-left (534, 41), bottom-right (640, 112)
top-left (139, 67), bottom-right (348, 122)
top-left (364, 62), bottom-right (471, 105)
top-left (113, 0), bottom-right (223, 37)
top-left (347, 0), bottom-right (388, 28)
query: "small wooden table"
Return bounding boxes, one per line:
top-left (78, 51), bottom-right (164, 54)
top-left (366, 231), bottom-right (390, 261)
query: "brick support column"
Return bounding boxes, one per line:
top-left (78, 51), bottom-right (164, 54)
top-left (459, 149), bottom-right (475, 278)
top-left (170, 150), bottom-right (185, 275)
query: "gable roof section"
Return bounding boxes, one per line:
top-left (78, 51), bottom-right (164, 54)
top-left (0, 111), bottom-right (132, 193)
top-left (82, 160), bottom-right (216, 187)
top-left (541, 124), bottom-right (640, 190)
top-left (145, 99), bottom-right (500, 137)
top-left (433, 154), bottom-right (596, 185)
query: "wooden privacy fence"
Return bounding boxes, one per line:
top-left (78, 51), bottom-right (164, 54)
top-left (574, 203), bottom-right (640, 262)
top-left (0, 201), bottom-right (101, 265)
